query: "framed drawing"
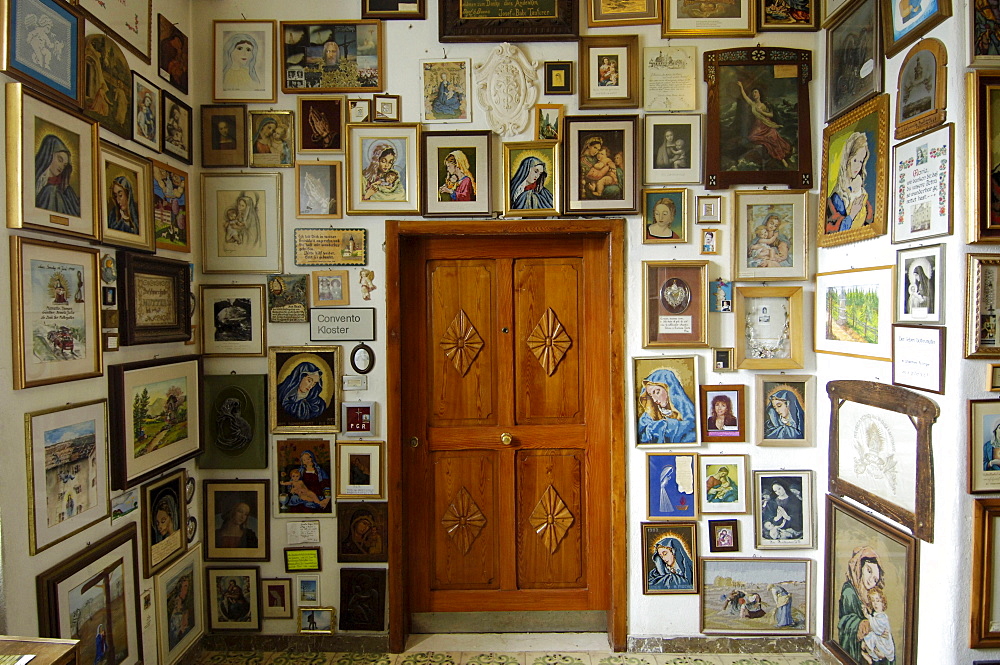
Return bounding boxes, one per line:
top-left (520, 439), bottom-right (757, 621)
top-left (249, 110), bottom-right (294, 168)
top-left (82, 34), bottom-right (130, 139)
top-left (892, 124), bottom-right (953, 243)
top-left (645, 453), bottom-right (698, 520)
top-left (753, 470), bottom-right (814, 549)
top-left (206, 567), bottom-right (261, 631)
top-left (707, 519), bottom-right (739, 553)
top-left (699, 385), bottom-right (746, 443)
top-left (213, 20), bottom-right (277, 103)
top-left (825, 0), bottom-right (881, 122)
top-left (337, 501), bottom-right (388, 562)
top-left (756, 373), bottom-right (814, 446)
top-left (131, 72), bottom-right (160, 152)
top-left (733, 189), bottom-right (810, 281)
top-left (563, 114), bottom-right (639, 215)
top-left (280, 20), bottom-right (383, 94)
top-left (642, 260), bottom-right (708, 348)
top-left (974, 499), bottom-right (1000, 646)
top-left (268, 346), bottom-right (343, 434)
top-left (895, 39), bottom-right (947, 139)
top-left (704, 47), bottom-right (813, 189)
top-left (275, 438), bottom-right (334, 516)
top-left (438, 0), bottom-right (578, 42)
top-left (420, 59), bottom-right (471, 123)
top-left (544, 61), bottom-right (573, 95)
top-left (701, 557), bottom-right (812, 635)
top-left (818, 94), bottom-right (890, 247)
top-left (634, 355), bottom-right (699, 445)
top-left (152, 161), bottom-right (190, 252)
top-left (534, 103), bottom-right (563, 140)
top-left (503, 141), bottom-right (560, 218)
top-left (77, 0), bottom-right (150, 63)
top-left (881, 0), bottom-right (950, 58)
top-left (971, 400), bottom-right (1000, 493)
top-left (336, 441), bottom-right (385, 499)
top-left (589, 0), bottom-right (659, 26)
top-left (158, 15), bottom-right (188, 94)
top-left (141, 469), bottom-right (188, 577)
top-left (36, 523), bottom-right (143, 665)
top-left (161, 92), bottom-right (192, 165)
top-left (642, 189), bottom-right (687, 243)
top-left (641, 522), bottom-right (697, 594)
top-left (261, 578), bottom-right (293, 619)
top-left (827, 379), bottom-right (940, 542)
top-left (362, 0), bottom-right (425, 19)
top-left (300, 607), bottom-right (335, 634)
top-left (698, 454), bottom-right (749, 515)
top-left (116, 251), bottom-right (191, 346)
top-left (346, 123), bottom-right (420, 215)
top-left (295, 162), bottom-right (342, 218)
top-left (896, 243), bottom-right (943, 323)
top-left (296, 574), bottom-right (320, 605)
top-left (643, 46), bottom-right (696, 113)
top-left (733, 285), bottom-right (804, 369)
top-left (25, 399), bottom-right (109, 554)
top-left (339, 569), bottom-right (385, 631)
top-left (421, 130), bottom-right (492, 217)
top-left (373, 95), bottom-right (400, 122)
top-left (199, 284), bottom-right (266, 357)
top-left (297, 96), bottom-right (345, 153)
top-left (201, 104), bottom-right (248, 168)
top-left (267, 274), bottom-right (309, 323)
top-left (815, 265), bottom-right (894, 361)
top-left (1, 0), bottom-right (84, 107)
top-left (204, 479), bottom-right (269, 561)
top-left (644, 114), bottom-right (701, 184)
top-left (311, 270), bottom-right (350, 307)
top-left (293, 228), bottom-right (367, 267)
top-left (823, 494), bottom-right (917, 663)
top-left (892, 324), bottom-right (945, 393)
top-left (578, 35), bottom-right (639, 109)
top-left (98, 141), bottom-right (155, 252)
top-left (758, 0), bottom-right (818, 29)
top-left (153, 545), bottom-right (204, 665)
top-left (198, 373), bottom-right (267, 469)
top-left (664, 0), bottom-right (755, 36)
top-left (10, 235), bottom-right (102, 389)
top-left (107, 355), bottom-right (203, 490)
top-left (201, 172), bottom-right (283, 274)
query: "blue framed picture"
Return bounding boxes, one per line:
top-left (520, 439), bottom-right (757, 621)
top-left (645, 452), bottom-right (698, 520)
top-left (6, 0), bottom-right (84, 107)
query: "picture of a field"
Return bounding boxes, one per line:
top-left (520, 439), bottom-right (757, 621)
top-left (701, 558), bottom-right (811, 635)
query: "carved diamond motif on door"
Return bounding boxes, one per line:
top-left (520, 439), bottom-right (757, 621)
top-left (526, 307), bottom-right (572, 376)
top-left (439, 309), bottom-right (485, 376)
top-left (528, 484), bottom-right (574, 554)
top-left (441, 486), bottom-right (487, 554)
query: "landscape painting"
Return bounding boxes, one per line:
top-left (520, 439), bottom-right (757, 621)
top-left (701, 557), bottom-right (812, 635)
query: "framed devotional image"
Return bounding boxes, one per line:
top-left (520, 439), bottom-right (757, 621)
top-left (892, 124), bottom-right (953, 243)
top-left (213, 20), bottom-right (277, 103)
top-left (815, 265), bottom-right (894, 361)
top-left (642, 260), bottom-right (708, 348)
top-left (295, 162), bottom-right (342, 218)
top-left (753, 469), bottom-right (814, 549)
top-left (249, 110), bottom-right (294, 168)
top-left (563, 114), bottom-right (638, 215)
top-left (733, 285), bottom-right (804, 369)
top-left (131, 72), bottom-right (160, 152)
top-left (158, 14), bottom-right (189, 94)
top-left (152, 161), bottom-right (190, 252)
top-left (268, 346), bottom-right (343, 434)
top-left (420, 59), bottom-right (471, 123)
top-left (140, 469), bottom-right (188, 577)
top-left (970, 71), bottom-right (1000, 242)
top-left (1, 0), bottom-right (84, 107)
top-left (733, 189), bottom-right (809, 281)
top-left (589, 0), bottom-right (659, 26)
top-left (161, 92), bottom-right (192, 164)
top-left (205, 566), bottom-right (261, 631)
top-left (896, 244), bottom-right (943, 324)
top-left (971, 400), bottom-right (1000, 493)
top-left (311, 270), bottom-right (350, 307)
top-left (972, 1), bottom-right (1000, 67)
top-left (544, 61), bottom-right (573, 95)
top-left (10, 235), bottom-right (102, 389)
top-left (698, 384), bottom-right (746, 443)
top-left (825, 0), bottom-right (881, 122)
top-left (895, 39), bottom-right (947, 140)
top-left (201, 104), bottom-right (248, 168)
top-left (702, 557), bottom-right (812, 635)
top-left (336, 440), bottom-right (385, 499)
top-left (438, 0), bottom-right (578, 42)
top-left (199, 284), bottom-right (266, 357)
top-left (641, 522), bottom-right (697, 594)
top-left (346, 123), bottom-right (420, 215)
top-left (275, 438), bottom-right (334, 516)
top-left (153, 545), bottom-right (204, 665)
top-left (298, 96), bottom-right (345, 153)
top-left (201, 172), bottom-right (283, 273)
top-left (973, 499), bottom-right (1000, 646)
top-left (204, 479), bottom-right (269, 561)
top-left (881, 0), bottom-right (950, 58)
top-left (578, 35), bottom-right (639, 109)
top-left (504, 141), bottom-right (560, 218)
top-left (642, 189), bottom-right (687, 243)
top-left (116, 251), bottom-right (191, 346)
top-left (664, 0), bottom-right (754, 36)
top-left (634, 355), bottom-right (699, 446)
top-left (337, 501), bottom-right (388, 562)
top-left (280, 20), bottom-right (383, 94)
top-left (198, 373), bottom-right (267, 469)
top-left (98, 141), bottom-right (155, 252)
top-left (646, 453), bottom-right (699, 520)
top-left (708, 519), bottom-right (739, 553)
top-left (422, 130), bottom-right (492, 217)
top-left (756, 373), bottom-right (814, 446)
top-left (82, 34), bottom-right (131, 139)
top-left (698, 454), bottom-right (749, 515)
top-left (759, 0), bottom-right (818, 29)
top-left (644, 114), bottom-right (701, 184)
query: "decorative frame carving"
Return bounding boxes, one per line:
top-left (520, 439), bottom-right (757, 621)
top-left (473, 43), bottom-right (539, 137)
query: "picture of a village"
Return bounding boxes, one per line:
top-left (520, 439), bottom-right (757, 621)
top-left (44, 417), bottom-right (99, 527)
top-left (701, 558), bottom-right (810, 635)
top-left (132, 377), bottom-right (189, 458)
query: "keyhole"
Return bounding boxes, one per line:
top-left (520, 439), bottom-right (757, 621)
top-left (501, 327), bottom-right (509, 333)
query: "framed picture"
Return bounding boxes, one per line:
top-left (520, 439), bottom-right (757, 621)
top-left (116, 251), bottom-right (190, 345)
top-left (756, 373), bottom-right (814, 446)
top-left (733, 190), bottom-right (810, 281)
top-left (973, 1), bottom-right (1000, 67)
top-left (161, 92), bottom-right (192, 164)
top-left (701, 557), bottom-right (812, 635)
top-left (9, 235), bottom-right (102, 389)
top-left (563, 114), bottom-right (638, 215)
top-left (503, 141), bottom-right (560, 217)
top-left (205, 567), bottom-right (262, 631)
top-left (421, 130), bottom-right (492, 217)
top-left (201, 172), bottom-right (283, 273)
top-left (989, 365), bottom-right (1000, 391)
top-left (815, 265), bottom-right (894, 361)
top-left (642, 260), bottom-right (708, 348)
top-left (99, 141), bottom-right (155, 252)
top-left (157, 15), bottom-right (188, 94)
top-left (758, 0), bottom-right (818, 29)
top-left (896, 244), bottom-right (943, 323)
top-left (642, 189), bottom-right (687, 243)
top-left (339, 568), bottom-right (385, 631)
top-left (891, 124), bottom-right (953, 243)
top-left (275, 438), bottom-right (334, 516)
top-left (895, 39), bottom-right (947, 139)
top-left (153, 545), bottom-right (204, 665)
top-left (296, 574), bottom-right (320, 605)
top-left (578, 35), bottom-right (639, 109)
top-left (269, 346), bottom-right (343, 433)
top-left (822, 0), bottom-right (856, 25)
top-left (341, 401), bottom-right (375, 438)
top-left (827, 379), bottom-right (939, 542)
top-left (198, 373), bottom-right (267, 469)
top-left (712, 347), bottom-right (735, 371)
top-left (438, 0), bottom-right (578, 42)
top-left (968, 254), bottom-right (1000, 358)
top-left (280, 20), bottom-right (383, 94)
top-left (645, 453), bottom-right (698, 520)
top-left (35, 523), bottom-right (143, 665)
top-left (82, 34), bottom-right (131, 139)
top-left (297, 96), bottom-right (345, 153)
top-left (825, 0), bottom-right (882, 122)
top-left (295, 162), bottom-right (342, 218)
top-left (311, 270), bottom-right (350, 307)
top-left (299, 607), bottom-right (335, 634)
top-left (818, 94), bottom-right (890, 247)
top-left (25, 399), bottom-right (109, 554)
top-left (285, 547), bottom-right (321, 572)
top-left (349, 98), bottom-right (371, 123)
top-left (267, 274), bottom-right (309, 323)
top-left (350, 342), bottom-right (375, 374)
top-left (892, 324), bottom-right (945, 393)
top-left (644, 114), bottom-right (701, 184)
top-left (261, 578), bottom-right (293, 619)
top-left (140, 469), bottom-right (188, 577)
top-left (152, 161), bottom-right (190, 252)
top-left (337, 501), bottom-right (388, 562)
top-left (346, 123), bottom-right (420, 215)
top-left (420, 59), bottom-right (471, 123)
top-left (293, 228), bottom-right (367, 267)
top-left (249, 110), bottom-right (294, 168)
top-left (664, 0), bottom-right (755, 35)
top-left (699, 454), bottom-right (749, 514)
top-left (974, 499), bottom-right (1000, 646)
top-left (633, 355), bottom-right (699, 445)
top-left (640, 522), bottom-right (697, 594)
top-left (753, 470), bottom-right (814, 549)
top-left (698, 195), bottom-right (723, 223)
top-left (131, 73), bottom-right (160, 152)
top-left (700, 229), bottom-right (720, 255)
top-left (2, 0), bottom-right (84, 106)
top-left (704, 47), bottom-right (813, 190)
top-left (589, 0), bottom-right (659, 25)
top-left (77, 0), bottom-right (150, 63)
top-left (823, 494), bottom-right (917, 663)
top-left (213, 20), bottom-right (277, 103)
top-left (199, 285), bottom-right (266, 357)
top-left (534, 103), bottom-right (563, 140)
top-left (699, 385), bottom-right (746, 443)
top-left (336, 441), bottom-right (385, 499)
top-left (201, 104), bottom-right (248, 168)
top-left (643, 46), bottom-right (696, 112)
top-left (971, 400), bottom-right (1000, 493)
top-left (362, 0), bottom-right (425, 19)
top-left (707, 519), bottom-right (739, 553)
top-left (733, 285), bottom-right (804, 369)
top-left (107, 355), bottom-right (202, 489)
top-left (544, 61), bottom-right (573, 95)
top-left (881, 0), bottom-right (950, 58)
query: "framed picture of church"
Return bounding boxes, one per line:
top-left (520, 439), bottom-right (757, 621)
top-left (894, 39), bottom-right (947, 140)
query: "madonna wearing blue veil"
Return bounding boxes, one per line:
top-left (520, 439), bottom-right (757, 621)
top-left (763, 388), bottom-right (805, 439)
top-left (647, 535), bottom-right (693, 591)
top-left (35, 134), bottom-right (81, 216)
top-left (637, 368), bottom-right (696, 444)
top-left (277, 361), bottom-right (326, 420)
top-left (509, 156), bottom-right (553, 210)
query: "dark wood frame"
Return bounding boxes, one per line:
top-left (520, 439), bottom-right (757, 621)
top-left (131, 71), bottom-right (161, 152)
top-left (825, 0), bottom-right (882, 122)
top-left (881, 0), bottom-right (950, 58)
top-left (205, 566), bottom-right (263, 631)
top-left (280, 20), bottom-right (384, 94)
top-left (563, 114), bottom-right (639, 215)
top-left (971, 400), bottom-right (1000, 494)
top-left (894, 38), bottom-right (947, 140)
top-left (707, 519), bottom-right (739, 553)
top-left (970, 72), bottom-right (1000, 243)
top-left (283, 546), bottom-right (322, 572)
top-left (578, 35), bottom-right (639, 110)
top-left (198, 373), bottom-right (268, 469)
top-left (1, 0), bottom-right (85, 107)
top-left (117, 251), bottom-right (191, 345)
top-left (974, 499), bottom-right (1000, 646)
top-left (260, 578), bottom-right (293, 618)
top-left (699, 384), bottom-right (746, 442)
top-left (200, 103), bottom-right (248, 168)
top-left (350, 342), bottom-right (376, 374)
top-left (438, 0), bottom-right (578, 42)
top-left (297, 95), bottom-right (346, 153)
top-left (337, 501), bottom-right (389, 562)
top-left (160, 90), bottom-right (192, 164)
top-left (373, 94), bottom-right (401, 121)
top-left (203, 479), bottom-right (271, 561)
top-left (642, 260), bottom-right (708, 348)
top-left (362, 0), bottom-right (426, 19)
top-left (141, 468), bottom-right (189, 577)
top-left (704, 47), bottom-right (813, 190)
top-left (827, 379), bottom-right (940, 542)
top-left (339, 568), bottom-right (386, 631)
top-left (544, 61), bottom-right (574, 95)
top-left (752, 469), bottom-right (815, 549)
top-left (891, 324), bottom-right (945, 393)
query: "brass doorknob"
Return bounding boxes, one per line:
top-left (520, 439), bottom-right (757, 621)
top-left (500, 432), bottom-right (513, 446)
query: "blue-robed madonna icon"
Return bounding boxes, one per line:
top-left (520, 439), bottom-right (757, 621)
top-left (277, 361), bottom-right (326, 420)
top-left (637, 368), bottom-right (696, 444)
top-left (509, 155), bottom-right (554, 210)
top-left (647, 534), bottom-right (693, 591)
top-left (763, 388), bottom-right (805, 439)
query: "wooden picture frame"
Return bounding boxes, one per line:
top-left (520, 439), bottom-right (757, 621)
top-left (295, 161), bottom-right (343, 218)
top-left (9, 235), bottom-right (102, 389)
top-left (346, 123), bottom-right (420, 215)
top-left (971, 400), bottom-right (1000, 494)
top-left (275, 438), bottom-right (334, 517)
top-left (634, 355), bottom-right (700, 445)
top-left (825, 0), bottom-right (882, 122)
top-left (704, 47), bottom-right (813, 189)
top-left (373, 94), bottom-right (400, 122)
top-left (269, 346), bottom-right (343, 434)
top-left (152, 161), bottom-right (190, 252)
top-left (881, 0), bottom-right (950, 58)
top-left (153, 545), bottom-right (204, 665)
top-left (563, 114), bottom-right (639, 215)
top-left (645, 453), bottom-right (699, 520)
top-left (753, 470), bottom-right (814, 549)
top-left (664, 0), bottom-right (755, 36)
top-left (756, 373), bottom-right (814, 446)
top-left (311, 270), bottom-right (350, 307)
top-left (297, 96), bottom-right (345, 153)
top-left (644, 114), bottom-right (702, 184)
top-left (503, 141), bottom-right (560, 218)
top-left (733, 189), bottom-right (810, 281)
top-left (341, 401), bottom-right (375, 438)
top-left (642, 188), bottom-right (687, 243)
top-left (348, 98), bottom-right (371, 123)
top-left (989, 365), bottom-right (1000, 392)
top-left (3, 0), bottom-right (84, 106)
top-left (895, 39), bottom-right (947, 139)
top-left (702, 557), bottom-right (812, 635)
top-left (642, 260), bottom-right (708, 348)
top-left (131, 72), bottom-right (160, 152)
top-left (700, 228), bottom-right (720, 255)
top-left (643, 46), bottom-right (697, 113)
top-left (161, 92), bottom-right (192, 165)
top-left (206, 566), bottom-right (261, 631)
top-left (699, 385), bottom-right (746, 443)
top-left (712, 347), bottom-right (735, 371)
top-left (201, 104), bottom-right (248, 168)
top-left (641, 522), bottom-right (698, 594)
top-left (199, 284), bottom-right (266, 357)
top-left (141, 468), bottom-right (189, 577)
top-left (299, 606), bottom-right (335, 633)
top-left (99, 141), bottom-right (155, 252)
top-left (249, 110), bottom-right (294, 168)
top-left (815, 265), bottom-right (894, 361)
top-left (157, 14), bottom-right (188, 94)
top-left (293, 228), bottom-right (367, 267)
top-left (698, 454), bottom-right (749, 514)
top-left (827, 379), bottom-right (939, 542)
top-left (544, 61), bottom-right (573, 95)
top-left (578, 35), bottom-right (639, 109)
top-left (280, 20), bottom-right (383, 94)
top-left (758, 0), bottom-right (819, 29)
top-left (421, 130), bottom-right (492, 217)
top-left (204, 479), bottom-right (270, 560)
top-left (117, 251), bottom-right (191, 346)
top-left (733, 285), bottom-right (804, 369)
top-left (971, 73), bottom-right (1000, 242)
top-left (107, 355), bottom-right (203, 490)
top-left (82, 34), bottom-right (131, 139)
top-left (336, 440), bottom-right (385, 499)
top-left (896, 243), bottom-right (943, 323)
top-left (198, 373), bottom-right (268, 469)
top-left (892, 124), bottom-right (953, 243)
top-left (337, 501), bottom-right (388, 562)
top-left (823, 494), bottom-right (918, 663)
top-left (419, 59), bottom-right (471, 123)
top-left (534, 103), bottom-right (563, 141)
top-left (892, 324), bottom-right (945, 393)
top-left (213, 20), bottom-right (277, 103)
top-left (339, 569), bottom-right (385, 631)
top-left (707, 519), bottom-right (739, 553)
top-left (818, 94), bottom-right (890, 247)
top-left (201, 172), bottom-right (283, 274)
top-left (261, 578), bottom-right (293, 619)
top-left (588, 0), bottom-right (659, 26)
top-left (362, 0), bottom-right (426, 19)
top-left (974, 499), bottom-right (1000, 646)
top-left (438, 0), bottom-right (578, 42)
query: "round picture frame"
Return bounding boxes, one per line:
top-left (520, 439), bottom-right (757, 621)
top-left (350, 342), bottom-right (375, 374)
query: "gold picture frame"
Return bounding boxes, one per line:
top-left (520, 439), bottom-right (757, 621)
top-left (973, 498), bottom-right (1000, 646)
top-left (733, 286), bottom-right (804, 369)
top-left (98, 140), bottom-right (156, 252)
top-left (966, 254), bottom-right (1000, 358)
top-left (578, 35), bottom-right (639, 109)
top-left (346, 123), bottom-right (420, 216)
top-left (268, 345), bottom-right (344, 434)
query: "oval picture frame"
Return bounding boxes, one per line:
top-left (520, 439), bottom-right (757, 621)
top-left (351, 342), bottom-right (375, 374)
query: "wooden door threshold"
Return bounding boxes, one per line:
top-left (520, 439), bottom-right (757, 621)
top-left (411, 611), bottom-right (608, 634)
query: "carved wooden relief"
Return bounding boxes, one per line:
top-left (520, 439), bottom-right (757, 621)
top-left (528, 484), bottom-right (574, 554)
top-left (441, 486), bottom-right (487, 554)
top-left (527, 307), bottom-right (572, 376)
top-left (440, 309), bottom-right (484, 376)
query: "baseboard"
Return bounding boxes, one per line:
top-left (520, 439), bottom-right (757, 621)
top-left (180, 632), bottom-right (390, 662)
top-left (628, 635), bottom-right (835, 660)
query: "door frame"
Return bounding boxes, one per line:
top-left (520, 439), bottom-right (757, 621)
top-left (385, 219), bottom-right (627, 652)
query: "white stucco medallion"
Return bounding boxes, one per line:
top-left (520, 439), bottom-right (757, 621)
top-left (473, 43), bottom-right (539, 137)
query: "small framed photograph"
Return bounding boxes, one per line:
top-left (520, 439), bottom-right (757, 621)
top-left (153, 545), bottom-right (203, 665)
top-left (198, 373), bottom-right (268, 469)
top-left (296, 574), bottom-right (320, 605)
top-left (989, 365), bottom-right (1000, 392)
top-left (699, 454), bottom-right (749, 514)
top-left (534, 103), bottom-right (563, 140)
top-left (759, 0), bottom-right (819, 29)
top-left (275, 438), bottom-right (334, 516)
top-left (640, 522), bottom-right (697, 594)
top-left (199, 284), bottom-right (265, 356)
top-left (268, 346), bottom-right (343, 434)
top-left (702, 557), bottom-right (812, 635)
top-left (299, 607), bottom-right (335, 634)
top-left (205, 566), bottom-right (261, 631)
top-left (158, 15), bottom-right (189, 93)
top-left (99, 141), bottom-right (155, 252)
top-left (697, 195), bottom-right (722, 223)
top-left (297, 96), bottom-right (345, 152)
top-left (644, 114), bottom-right (701, 184)
top-left (504, 141), bottom-right (560, 217)
top-left (1, 0), bottom-right (84, 107)
top-left (892, 124), bottom-right (953, 243)
top-left (712, 347), bottom-right (735, 371)
top-left (339, 569), bottom-right (385, 630)
top-left (347, 123), bottom-right (420, 215)
top-left (896, 244), bottom-right (943, 323)
top-left (589, 0), bottom-right (659, 26)
top-left (825, 0), bottom-right (881, 122)
top-left (664, 0), bottom-right (755, 36)
top-left (972, 400), bottom-right (1000, 493)
top-left (563, 114), bottom-right (639, 215)
top-left (881, 0), bottom-right (951, 58)
top-left (634, 356), bottom-right (699, 445)
top-left (280, 20), bottom-right (383, 94)
top-left (337, 502), bottom-right (388, 562)
top-left (892, 324), bottom-right (945, 393)
top-left (544, 61), bottom-right (573, 95)
top-left (645, 453), bottom-right (698, 520)
top-left (895, 39), bottom-right (947, 140)
top-left (117, 251), bottom-right (191, 346)
top-left (642, 189), bottom-right (687, 243)
top-left (733, 190), bottom-right (810, 281)
top-left (201, 172), bottom-right (284, 274)
top-left (711, 279), bottom-right (733, 314)
top-left (815, 265), bottom-right (894, 361)
top-left (699, 384), bottom-right (746, 443)
top-left (249, 110), bottom-right (294, 168)
top-left (201, 104), bottom-right (248, 168)
top-left (349, 99), bottom-right (371, 123)
top-left (152, 161), bottom-right (190, 252)
top-left (578, 35), bottom-right (638, 109)
top-left (707, 519), bottom-right (739, 553)
top-left (203, 479), bottom-right (270, 561)
top-left (420, 59), bottom-right (471, 123)
top-left (161, 92), bottom-right (192, 164)
top-left (362, 0), bottom-right (425, 19)
top-left (284, 547), bottom-right (322, 572)
top-left (213, 20), bottom-right (278, 103)
top-left (700, 228), bottom-right (720, 255)
top-left (295, 161), bottom-right (343, 218)
top-left (421, 130), bottom-right (492, 217)
top-left (311, 270), bottom-right (350, 307)
top-left (261, 578), bottom-right (293, 618)
top-left (642, 260), bottom-right (708, 348)
top-left (643, 46), bottom-right (697, 112)
top-left (341, 401), bottom-right (375, 438)
top-left (336, 441), bottom-right (385, 499)
top-left (132, 72), bottom-right (161, 152)
top-left (102, 286), bottom-right (116, 306)
top-left (753, 470), bottom-right (814, 549)
top-left (756, 373), bottom-right (814, 446)
top-left (294, 228), bottom-right (367, 267)
top-left (267, 274), bottom-right (309, 323)
top-left (734, 285), bottom-right (805, 369)
top-left (141, 469), bottom-right (189, 577)
top-left (373, 94), bottom-right (401, 122)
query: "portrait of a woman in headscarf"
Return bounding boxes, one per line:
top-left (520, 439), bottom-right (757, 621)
top-left (509, 155), bottom-right (554, 211)
top-left (276, 360), bottom-right (327, 421)
top-left (107, 174), bottom-right (140, 234)
top-left (35, 134), bottom-right (81, 216)
top-left (637, 368), bottom-right (696, 444)
top-left (763, 387), bottom-right (805, 440)
top-left (646, 533), bottom-right (694, 591)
